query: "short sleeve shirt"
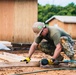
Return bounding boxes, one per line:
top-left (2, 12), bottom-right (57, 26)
top-left (35, 26), bottom-right (70, 46)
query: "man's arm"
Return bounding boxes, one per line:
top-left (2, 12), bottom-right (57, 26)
top-left (52, 43), bottom-right (62, 59)
top-left (20, 42), bottom-right (38, 62)
top-left (28, 41), bottom-right (38, 58)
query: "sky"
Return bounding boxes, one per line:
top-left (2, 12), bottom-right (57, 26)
top-left (38, 0), bottom-right (76, 6)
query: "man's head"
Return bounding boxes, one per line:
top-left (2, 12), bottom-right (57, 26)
top-left (32, 22), bottom-right (49, 36)
top-left (32, 22), bottom-right (45, 34)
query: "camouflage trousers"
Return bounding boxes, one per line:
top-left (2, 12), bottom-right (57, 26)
top-left (38, 41), bottom-right (64, 61)
top-left (60, 36), bottom-right (74, 60)
top-left (38, 36), bottom-right (74, 61)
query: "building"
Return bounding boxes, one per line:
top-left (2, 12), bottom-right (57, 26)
top-left (0, 0), bottom-right (38, 43)
top-left (45, 15), bottom-right (76, 39)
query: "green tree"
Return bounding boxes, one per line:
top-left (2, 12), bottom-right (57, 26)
top-left (38, 2), bottom-right (76, 22)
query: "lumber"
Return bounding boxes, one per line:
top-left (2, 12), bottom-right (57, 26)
top-left (0, 52), bottom-right (25, 62)
top-left (3, 52), bottom-right (25, 60)
top-left (0, 52), bottom-right (40, 67)
top-left (0, 61), bottom-right (40, 67)
top-left (0, 54), bottom-right (16, 62)
top-left (0, 52), bottom-right (40, 62)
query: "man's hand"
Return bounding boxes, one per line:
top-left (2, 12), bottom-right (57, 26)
top-left (40, 58), bottom-right (55, 65)
top-left (20, 57), bottom-right (31, 63)
top-left (48, 58), bottom-right (55, 65)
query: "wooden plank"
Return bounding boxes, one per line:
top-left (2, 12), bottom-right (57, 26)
top-left (0, 54), bottom-right (16, 62)
top-left (0, 54), bottom-right (40, 62)
top-left (3, 52), bottom-right (25, 60)
top-left (0, 61), bottom-right (40, 67)
top-left (0, 52), bottom-right (40, 67)
top-left (0, 52), bottom-right (25, 62)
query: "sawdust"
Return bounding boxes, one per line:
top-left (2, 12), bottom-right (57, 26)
top-left (0, 50), bottom-right (76, 75)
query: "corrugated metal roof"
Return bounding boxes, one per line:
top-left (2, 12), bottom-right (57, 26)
top-left (45, 15), bottom-right (76, 23)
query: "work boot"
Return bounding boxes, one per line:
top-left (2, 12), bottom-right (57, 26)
top-left (68, 63), bottom-right (76, 67)
top-left (68, 56), bottom-right (76, 67)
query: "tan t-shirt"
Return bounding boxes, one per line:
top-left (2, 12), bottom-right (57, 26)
top-left (35, 26), bottom-right (70, 46)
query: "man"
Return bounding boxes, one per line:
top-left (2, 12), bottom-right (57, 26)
top-left (21, 22), bottom-right (75, 67)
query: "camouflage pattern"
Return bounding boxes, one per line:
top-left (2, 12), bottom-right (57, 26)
top-left (38, 36), bottom-right (75, 61)
top-left (60, 37), bottom-right (76, 67)
top-left (38, 41), bottom-right (64, 61)
top-left (60, 36), bottom-right (74, 60)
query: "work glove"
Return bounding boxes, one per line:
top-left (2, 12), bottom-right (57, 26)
top-left (20, 57), bottom-right (31, 63)
top-left (48, 58), bottom-right (55, 65)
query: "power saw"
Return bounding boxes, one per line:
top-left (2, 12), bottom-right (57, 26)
top-left (40, 58), bottom-right (76, 65)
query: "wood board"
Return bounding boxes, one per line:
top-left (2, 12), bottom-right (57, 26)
top-left (0, 52), bottom-right (25, 62)
top-left (0, 52), bottom-right (40, 67)
top-left (0, 61), bottom-right (40, 67)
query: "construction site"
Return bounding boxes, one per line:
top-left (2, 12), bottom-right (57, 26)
top-left (0, 0), bottom-right (76, 75)
top-left (0, 42), bottom-right (75, 75)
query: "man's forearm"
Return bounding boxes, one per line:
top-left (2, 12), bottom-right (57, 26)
top-left (52, 43), bottom-right (62, 59)
top-left (28, 42), bottom-right (37, 58)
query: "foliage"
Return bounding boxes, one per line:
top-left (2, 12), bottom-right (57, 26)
top-left (38, 2), bottom-right (76, 22)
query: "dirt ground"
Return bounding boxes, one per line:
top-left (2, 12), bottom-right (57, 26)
top-left (0, 50), bottom-right (76, 75)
